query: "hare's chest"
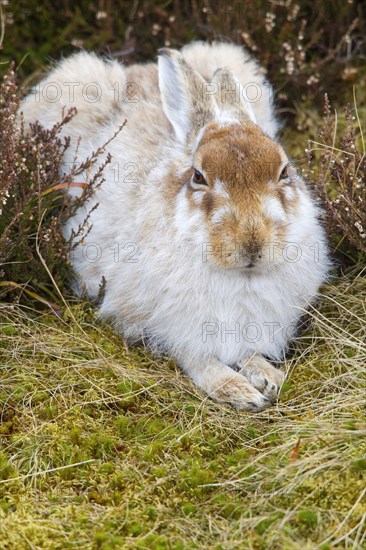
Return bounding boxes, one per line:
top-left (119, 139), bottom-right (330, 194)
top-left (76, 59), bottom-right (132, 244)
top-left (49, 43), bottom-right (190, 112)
top-left (199, 275), bottom-right (296, 364)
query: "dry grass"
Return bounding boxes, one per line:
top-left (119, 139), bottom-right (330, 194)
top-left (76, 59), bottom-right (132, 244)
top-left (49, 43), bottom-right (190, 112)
top-left (0, 272), bottom-right (365, 549)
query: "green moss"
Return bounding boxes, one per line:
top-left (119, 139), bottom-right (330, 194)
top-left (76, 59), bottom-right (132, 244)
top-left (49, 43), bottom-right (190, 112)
top-left (226, 449), bottom-right (250, 466)
top-left (254, 515), bottom-right (281, 536)
top-left (180, 461), bottom-right (215, 488)
top-left (114, 414), bottom-right (133, 436)
top-left (297, 510), bottom-right (318, 527)
top-left (350, 458), bottom-right (366, 472)
top-left (0, 453), bottom-right (14, 481)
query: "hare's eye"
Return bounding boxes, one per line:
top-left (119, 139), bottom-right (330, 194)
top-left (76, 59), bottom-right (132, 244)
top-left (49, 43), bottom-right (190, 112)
top-left (278, 164), bottom-right (290, 182)
top-left (192, 169), bottom-right (207, 186)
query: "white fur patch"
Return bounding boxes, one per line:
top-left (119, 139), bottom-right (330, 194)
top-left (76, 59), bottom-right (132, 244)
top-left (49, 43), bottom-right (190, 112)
top-left (283, 186), bottom-right (295, 201)
top-left (215, 115), bottom-right (241, 127)
top-left (174, 187), bottom-right (191, 231)
top-left (263, 196), bottom-right (286, 223)
top-left (192, 126), bottom-right (207, 151)
top-left (192, 191), bottom-right (204, 204)
top-left (211, 205), bottom-right (231, 224)
top-left (213, 179), bottom-right (230, 199)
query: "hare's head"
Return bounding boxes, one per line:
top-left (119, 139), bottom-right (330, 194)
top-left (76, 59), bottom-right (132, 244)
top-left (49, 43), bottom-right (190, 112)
top-left (158, 49), bottom-right (305, 271)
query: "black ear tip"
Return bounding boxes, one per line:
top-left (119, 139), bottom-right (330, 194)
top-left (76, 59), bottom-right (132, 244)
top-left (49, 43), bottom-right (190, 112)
top-left (158, 48), bottom-right (173, 57)
top-left (157, 48), bottom-right (183, 63)
top-left (212, 67), bottom-right (234, 81)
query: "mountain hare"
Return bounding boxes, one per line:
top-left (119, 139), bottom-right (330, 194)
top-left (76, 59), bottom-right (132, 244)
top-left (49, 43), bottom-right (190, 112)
top-left (21, 42), bottom-right (329, 411)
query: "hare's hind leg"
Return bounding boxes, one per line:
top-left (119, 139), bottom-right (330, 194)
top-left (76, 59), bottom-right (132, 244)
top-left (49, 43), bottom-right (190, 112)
top-left (235, 354), bottom-right (285, 404)
top-left (177, 354), bottom-right (272, 411)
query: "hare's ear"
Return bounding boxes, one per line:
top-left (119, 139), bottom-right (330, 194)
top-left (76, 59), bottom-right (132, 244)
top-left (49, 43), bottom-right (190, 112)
top-left (212, 68), bottom-right (256, 123)
top-left (158, 48), bottom-right (218, 144)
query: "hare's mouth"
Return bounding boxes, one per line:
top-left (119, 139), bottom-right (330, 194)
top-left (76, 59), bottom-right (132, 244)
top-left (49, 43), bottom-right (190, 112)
top-left (217, 262), bottom-right (266, 275)
top-left (240, 264), bottom-right (264, 274)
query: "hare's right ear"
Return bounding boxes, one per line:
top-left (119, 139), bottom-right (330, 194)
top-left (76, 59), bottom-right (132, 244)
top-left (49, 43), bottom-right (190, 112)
top-left (212, 68), bottom-right (256, 123)
top-left (158, 49), bottom-right (218, 145)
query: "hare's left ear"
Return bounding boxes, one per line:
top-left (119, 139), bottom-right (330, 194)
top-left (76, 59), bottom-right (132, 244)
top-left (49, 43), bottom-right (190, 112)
top-left (158, 48), bottom-right (219, 145)
top-left (212, 68), bottom-right (257, 123)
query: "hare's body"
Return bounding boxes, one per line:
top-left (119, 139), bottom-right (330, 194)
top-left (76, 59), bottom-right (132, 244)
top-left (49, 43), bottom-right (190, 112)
top-left (21, 42), bottom-right (329, 410)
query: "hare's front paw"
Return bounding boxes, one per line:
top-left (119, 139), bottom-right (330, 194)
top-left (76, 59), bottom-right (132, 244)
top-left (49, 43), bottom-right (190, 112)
top-left (178, 355), bottom-right (274, 412)
top-left (236, 354), bottom-right (285, 403)
top-left (209, 372), bottom-right (272, 411)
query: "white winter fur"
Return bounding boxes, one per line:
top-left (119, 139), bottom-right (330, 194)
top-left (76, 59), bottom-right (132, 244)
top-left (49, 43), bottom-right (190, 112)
top-left (20, 41), bottom-right (329, 410)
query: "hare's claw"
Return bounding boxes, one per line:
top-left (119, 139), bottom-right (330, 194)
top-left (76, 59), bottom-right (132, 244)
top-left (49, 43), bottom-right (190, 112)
top-left (236, 355), bottom-right (285, 403)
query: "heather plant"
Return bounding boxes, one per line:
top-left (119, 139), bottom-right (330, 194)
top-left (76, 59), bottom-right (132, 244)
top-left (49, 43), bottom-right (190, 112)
top-left (0, 64), bottom-right (117, 307)
top-left (0, 64), bottom-right (70, 305)
top-left (308, 94), bottom-right (366, 264)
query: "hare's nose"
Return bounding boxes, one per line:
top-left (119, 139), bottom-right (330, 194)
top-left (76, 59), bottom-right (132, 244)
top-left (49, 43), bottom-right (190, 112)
top-left (246, 242), bottom-right (263, 260)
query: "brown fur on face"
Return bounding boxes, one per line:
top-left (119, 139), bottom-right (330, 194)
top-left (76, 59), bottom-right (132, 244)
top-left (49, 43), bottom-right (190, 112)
top-left (185, 122), bottom-right (299, 269)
